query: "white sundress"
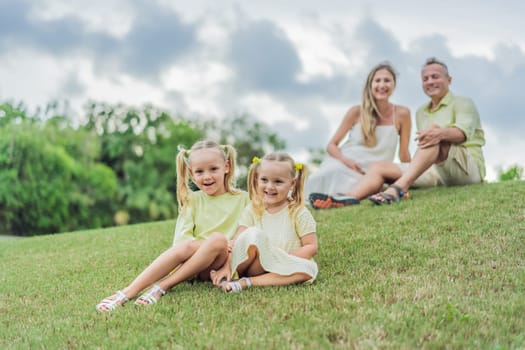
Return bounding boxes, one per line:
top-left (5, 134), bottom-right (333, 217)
top-left (230, 205), bottom-right (318, 282)
top-left (305, 109), bottom-right (399, 197)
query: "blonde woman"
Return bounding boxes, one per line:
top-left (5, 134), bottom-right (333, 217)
top-left (306, 62), bottom-right (412, 208)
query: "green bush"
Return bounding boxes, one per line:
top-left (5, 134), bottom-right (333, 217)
top-left (498, 164), bottom-right (524, 181)
top-left (0, 117), bottom-right (117, 236)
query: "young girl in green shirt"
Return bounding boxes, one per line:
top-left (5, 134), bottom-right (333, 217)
top-left (96, 140), bottom-right (249, 311)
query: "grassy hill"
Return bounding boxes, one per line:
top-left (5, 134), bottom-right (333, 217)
top-left (1, 181), bottom-right (524, 349)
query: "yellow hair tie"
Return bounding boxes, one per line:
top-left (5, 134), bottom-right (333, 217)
top-left (295, 163), bottom-right (303, 171)
top-left (252, 156), bottom-right (260, 164)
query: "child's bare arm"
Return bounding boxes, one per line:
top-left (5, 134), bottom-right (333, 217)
top-left (289, 232), bottom-right (318, 259)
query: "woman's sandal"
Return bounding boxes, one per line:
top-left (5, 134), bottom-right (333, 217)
top-left (134, 284), bottom-right (167, 305)
top-left (368, 184), bottom-right (409, 205)
top-left (221, 277), bottom-right (252, 293)
top-left (309, 192), bottom-right (359, 209)
top-left (96, 290), bottom-right (129, 312)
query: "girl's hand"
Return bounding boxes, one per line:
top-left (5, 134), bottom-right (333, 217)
top-left (210, 267), bottom-right (230, 287)
top-left (227, 240), bottom-right (234, 253)
top-left (342, 158), bottom-right (365, 174)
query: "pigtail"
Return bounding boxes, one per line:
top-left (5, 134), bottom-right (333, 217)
top-left (288, 163), bottom-right (308, 224)
top-left (175, 147), bottom-right (191, 211)
top-left (222, 144), bottom-right (241, 194)
top-left (248, 157), bottom-right (265, 218)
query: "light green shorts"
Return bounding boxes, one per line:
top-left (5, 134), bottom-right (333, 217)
top-left (401, 145), bottom-right (482, 188)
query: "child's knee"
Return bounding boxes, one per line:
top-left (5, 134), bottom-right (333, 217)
top-left (206, 232), bottom-right (228, 251)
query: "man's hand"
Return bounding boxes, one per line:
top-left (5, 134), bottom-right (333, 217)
top-left (416, 126), bottom-right (443, 148)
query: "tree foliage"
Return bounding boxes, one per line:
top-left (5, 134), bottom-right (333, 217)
top-left (82, 102), bottom-right (204, 224)
top-left (0, 100), bottom-right (286, 236)
top-left (0, 104), bottom-right (117, 235)
top-left (498, 164), bottom-right (524, 181)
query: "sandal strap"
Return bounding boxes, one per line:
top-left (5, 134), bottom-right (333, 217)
top-left (96, 290), bottom-right (129, 311)
top-left (368, 192), bottom-right (396, 205)
top-left (136, 284), bottom-right (167, 304)
top-left (388, 184), bottom-right (409, 199)
top-left (224, 277), bottom-right (252, 293)
top-left (241, 277), bottom-right (252, 288)
top-left (379, 192), bottom-right (397, 204)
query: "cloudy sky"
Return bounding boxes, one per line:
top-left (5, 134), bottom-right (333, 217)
top-left (1, 0), bottom-right (524, 181)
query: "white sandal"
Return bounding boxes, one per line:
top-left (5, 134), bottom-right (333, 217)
top-left (134, 284), bottom-right (167, 305)
top-left (96, 290), bottom-right (129, 312)
top-left (222, 277), bottom-right (252, 293)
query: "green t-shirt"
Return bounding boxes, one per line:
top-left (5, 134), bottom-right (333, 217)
top-left (173, 190), bottom-right (250, 245)
top-left (416, 92), bottom-right (486, 179)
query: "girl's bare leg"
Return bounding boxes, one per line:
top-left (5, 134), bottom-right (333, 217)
top-left (155, 232), bottom-right (228, 291)
top-left (236, 245), bottom-right (265, 277)
top-left (99, 233), bottom-right (228, 309)
top-left (249, 272), bottom-right (311, 286)
top-left (120, 241), bottom-right (197, 298)
top-left (97, 241), bottom-right (198, 310)
top-left (226, 245), bottom-right (312, 291)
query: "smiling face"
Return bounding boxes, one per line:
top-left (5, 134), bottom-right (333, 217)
top-left (370, 68), bottom-right (396, 102)
top-left (257, 160), bottom-right (296, 212)
top-left (421, 63), bottom-right (451, 106)
top-left (189, 148), bottom-right (229, 196)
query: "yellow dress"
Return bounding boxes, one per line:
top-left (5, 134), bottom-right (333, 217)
top-left (173, 191), bottom-right (250, 245)
top-left (230, 205), bottom-right (318, 282)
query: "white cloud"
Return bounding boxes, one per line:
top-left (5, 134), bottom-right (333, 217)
top-left (1, 0), bottom-right (524, 182)
top-left (239, 93), bottom-right (309, 129)
top-left (33, 0), bottom-right (134, 37)
top-left (282, 22), bottom-right (353, 81)
top-left (162, 61), bottom-right (233, 115)
top-left (0, 49), bottom-right (66, 106)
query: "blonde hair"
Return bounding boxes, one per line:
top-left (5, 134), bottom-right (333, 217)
top-left (175, 140), bottom-right (240, 211)
top-left (360, 62), bottom-right (397, 147)
top-left (247, 152), bottom-right (307, 222)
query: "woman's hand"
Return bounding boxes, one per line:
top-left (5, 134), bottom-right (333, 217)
top-left (341, 158), bottom-right (365, 174)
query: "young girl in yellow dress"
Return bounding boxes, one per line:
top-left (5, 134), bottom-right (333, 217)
top-left (212, 152), bottom-right (318, 292)
top-left (96, 140), bottom-right (249, 311)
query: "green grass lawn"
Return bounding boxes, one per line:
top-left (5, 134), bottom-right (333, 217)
top-left (1, 181), bottom-right (524, 349)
